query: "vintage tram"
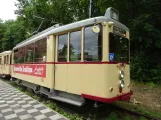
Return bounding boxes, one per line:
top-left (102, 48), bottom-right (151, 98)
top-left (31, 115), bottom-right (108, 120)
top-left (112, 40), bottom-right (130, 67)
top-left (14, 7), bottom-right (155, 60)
top-left (0, 51), bottom-right (12, 78)
top-left (1, 7), bottom-right (132, 106)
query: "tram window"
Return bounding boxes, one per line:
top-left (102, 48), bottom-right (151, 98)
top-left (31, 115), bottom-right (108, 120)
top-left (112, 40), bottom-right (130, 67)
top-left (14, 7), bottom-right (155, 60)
top-left (109, 33), bottom-right (129, 62)
top-left (84, 26), bottom-right (102, 61)
top-left (4, 56), bottom-right (6, 64)
top-left (4, 55), bottom-right (9, 64)
top-left (58, 34), bottom-right (68, 62)
top-left (25, 43), bottom-right (34, 63)
top-left (35, 38), bottom-right (47, 62)
top-left (14, 49), bottom-right (19, 64)
top-left (6, 55), bottom-right (8, 64)
top-left (18, 47), bottom-right (25, 63)
top-left (13, 47), bottom-right (25, 64)
top-left (69, 31), bottom-right (81, 61)
top-left (10, 55), bottom-right (12, 64)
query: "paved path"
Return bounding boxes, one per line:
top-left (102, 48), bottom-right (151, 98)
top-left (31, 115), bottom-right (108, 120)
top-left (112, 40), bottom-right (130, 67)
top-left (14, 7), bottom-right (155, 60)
top-left (0, 80), bottom-right (68, 120)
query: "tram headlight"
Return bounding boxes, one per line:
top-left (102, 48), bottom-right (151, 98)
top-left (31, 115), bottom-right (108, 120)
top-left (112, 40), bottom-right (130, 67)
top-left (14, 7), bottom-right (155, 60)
top-left (119, 70), bottom-right (124, 79)
top-left (120, 80), bottom-right (125, 89)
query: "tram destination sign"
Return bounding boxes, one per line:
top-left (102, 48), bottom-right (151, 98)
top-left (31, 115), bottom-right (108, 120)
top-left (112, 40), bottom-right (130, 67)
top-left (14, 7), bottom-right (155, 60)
top-left (113, 26), bottom-right (126, 36)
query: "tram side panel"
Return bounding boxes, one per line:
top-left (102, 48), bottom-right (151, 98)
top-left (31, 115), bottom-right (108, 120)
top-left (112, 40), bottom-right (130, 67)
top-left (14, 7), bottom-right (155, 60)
top-left (11, 64), bottom-right (54, 88)
top-left (55, 63), bottom-right (108, 97)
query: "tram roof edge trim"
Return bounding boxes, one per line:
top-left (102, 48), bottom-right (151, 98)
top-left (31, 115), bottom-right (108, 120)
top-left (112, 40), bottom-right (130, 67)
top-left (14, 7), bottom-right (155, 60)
top-left (0, 50), bottom-right (12, 55)
top-left (13, 16), bottom-right (129, 49)
top-left (16, 24), bottom-right (61, 47)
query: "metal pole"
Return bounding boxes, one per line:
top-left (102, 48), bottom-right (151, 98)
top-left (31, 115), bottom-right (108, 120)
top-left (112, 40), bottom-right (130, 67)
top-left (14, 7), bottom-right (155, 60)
top-left (89, 0), bottom-right (92, 18)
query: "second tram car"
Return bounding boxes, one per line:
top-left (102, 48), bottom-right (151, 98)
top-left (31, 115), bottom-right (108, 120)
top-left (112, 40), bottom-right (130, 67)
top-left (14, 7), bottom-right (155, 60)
top-left (2, 7), bottom-right (132, 106)
top-left (0, 51), bottom-right (12, 78)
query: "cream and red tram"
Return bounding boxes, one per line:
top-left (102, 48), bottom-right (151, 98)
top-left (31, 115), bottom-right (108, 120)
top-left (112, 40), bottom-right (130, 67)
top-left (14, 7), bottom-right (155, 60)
top-left (0, 51), bottom-right (12, 78)
top-left (11, 7), bottom-right (132, 106)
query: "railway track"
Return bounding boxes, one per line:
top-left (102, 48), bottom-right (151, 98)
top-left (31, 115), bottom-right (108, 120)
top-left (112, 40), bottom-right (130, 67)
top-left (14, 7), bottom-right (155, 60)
top-left (113, 104), bottom-right (160, 120)
top-left (57, 101), bottom-right (161, 120)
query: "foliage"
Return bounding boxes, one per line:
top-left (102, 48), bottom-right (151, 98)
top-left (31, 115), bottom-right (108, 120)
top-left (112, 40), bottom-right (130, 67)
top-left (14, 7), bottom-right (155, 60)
top-left (2, 18), bottom-right (28, 50)
top-left (115, 101), bottom-right (161, 119)
top-left (0, 20), bottom-right (6, 51)
top-left (106, 112), bottom-right (119, 120)
top-left (140, 116), bottom-right (147, 120)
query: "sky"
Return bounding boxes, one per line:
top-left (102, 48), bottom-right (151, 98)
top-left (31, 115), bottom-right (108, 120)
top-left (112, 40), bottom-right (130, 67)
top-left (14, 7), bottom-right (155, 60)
top-left (0, 0), bottom-right (17, 21)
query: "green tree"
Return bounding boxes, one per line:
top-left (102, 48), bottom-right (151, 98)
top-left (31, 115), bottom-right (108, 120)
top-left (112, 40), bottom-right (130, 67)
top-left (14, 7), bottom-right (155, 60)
top-left (0, 19), bottom-right (6, 52)
top-left (2, 18), bottom-right (27, 50)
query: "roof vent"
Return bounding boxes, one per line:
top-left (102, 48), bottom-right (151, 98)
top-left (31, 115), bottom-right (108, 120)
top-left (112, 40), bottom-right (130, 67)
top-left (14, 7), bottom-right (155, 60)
top-left (105, 7), bottom-right (119, 21)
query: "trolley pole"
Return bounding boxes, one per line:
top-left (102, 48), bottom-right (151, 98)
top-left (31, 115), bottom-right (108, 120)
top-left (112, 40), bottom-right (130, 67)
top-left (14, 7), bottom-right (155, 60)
top-left (89, 0), bottom-right (93, 18)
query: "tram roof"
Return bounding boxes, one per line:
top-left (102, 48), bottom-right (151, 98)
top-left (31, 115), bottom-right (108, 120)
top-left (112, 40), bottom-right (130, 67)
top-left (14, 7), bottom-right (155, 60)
top-left (0, 50), bottom-right (12, 55)
top-left (14, 16), bottom-right (129, 49)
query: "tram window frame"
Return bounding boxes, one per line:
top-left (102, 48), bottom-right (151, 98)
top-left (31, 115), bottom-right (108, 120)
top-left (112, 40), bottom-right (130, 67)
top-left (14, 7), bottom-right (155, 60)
top-left (58, 34), bottom-right (68, 62)
top-left (69, 30), bottom-right (81, 62)
top-left (84, 25), bottom-right (102, 62)
top-left (10, 55), bottom-right (12, 64)
top-left (6, 55), bottom-right (9, 64)
top-left (0, 56), bottom-right (1, 64)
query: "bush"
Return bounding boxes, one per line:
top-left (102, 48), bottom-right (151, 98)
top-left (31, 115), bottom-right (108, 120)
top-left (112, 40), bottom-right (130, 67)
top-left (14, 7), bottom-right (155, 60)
top-left (130, 56), bottom-right (161, 84)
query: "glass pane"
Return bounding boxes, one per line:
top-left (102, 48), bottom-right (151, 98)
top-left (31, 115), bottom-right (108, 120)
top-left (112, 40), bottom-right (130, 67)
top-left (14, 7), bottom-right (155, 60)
top-left (18, 47), bottom-right (25, 63)
top-left (25, 43), bottom-right (34, 63)
top-left (109, 33), bottom-right (129, 62)
top-left (84, 26), bottom-right (102, 61)
top-left (69, 31), bottom-right (81, 61)
top-left (35, 38), bottom-right (47, 62)
top-left (14, 49), bottom-right (19, 64)
top-left (58, 34), bottom-right (68, 62)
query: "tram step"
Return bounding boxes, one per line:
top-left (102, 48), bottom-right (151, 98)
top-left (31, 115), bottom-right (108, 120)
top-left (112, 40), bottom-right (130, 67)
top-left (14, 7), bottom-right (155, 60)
top-left (51, 96), bottom-right (84, 106)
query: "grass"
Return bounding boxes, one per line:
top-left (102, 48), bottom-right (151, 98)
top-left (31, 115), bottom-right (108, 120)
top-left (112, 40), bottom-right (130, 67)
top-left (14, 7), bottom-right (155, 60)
top-left (114, 101), bottom-right (161, 119)
top-left (131, 80), bottom-right (161, 111)
top-left (106, 112), bottom-right (119, 120)
top-left (131, 79), bottom-right (161, 89)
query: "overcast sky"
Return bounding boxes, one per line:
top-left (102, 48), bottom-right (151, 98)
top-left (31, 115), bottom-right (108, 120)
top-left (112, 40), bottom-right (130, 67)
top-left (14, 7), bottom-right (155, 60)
top-left (0, 0), bottom-right (17, 21)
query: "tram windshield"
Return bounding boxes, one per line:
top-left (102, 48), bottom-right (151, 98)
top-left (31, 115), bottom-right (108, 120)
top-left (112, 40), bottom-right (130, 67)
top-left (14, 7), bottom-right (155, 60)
top-left (109, 33), bottom-right (129, 63)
